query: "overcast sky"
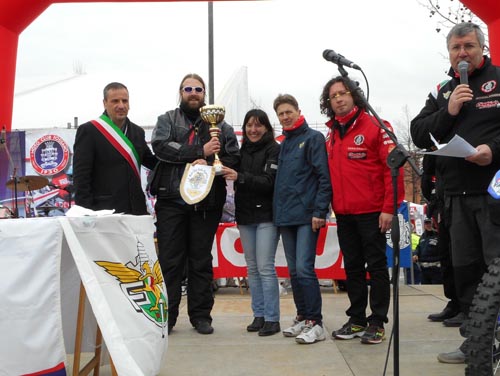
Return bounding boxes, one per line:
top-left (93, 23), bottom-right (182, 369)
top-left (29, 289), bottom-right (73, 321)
top-left (12, 0), bottom-right (455, 134)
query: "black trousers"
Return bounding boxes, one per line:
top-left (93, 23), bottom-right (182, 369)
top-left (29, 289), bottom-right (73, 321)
top-left (155, 200), bottom-right (222, 326)
top-left (446, 195), bottom-right (500, 314)
top-left (420, 266), bottom-right (443, 284)
top-left (336, 212), bottom-right (390, 327)
top-left (436, 217), bottom-right (461, 312)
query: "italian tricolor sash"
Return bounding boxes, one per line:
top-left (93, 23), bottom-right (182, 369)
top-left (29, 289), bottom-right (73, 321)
top-left (90, 114), bottom-right (141, 179)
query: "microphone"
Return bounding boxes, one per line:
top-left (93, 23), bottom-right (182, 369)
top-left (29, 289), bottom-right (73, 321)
top-left (323, 49), bottom-right (361, 70)
top-left (458, 60), bottom-right (469, 85)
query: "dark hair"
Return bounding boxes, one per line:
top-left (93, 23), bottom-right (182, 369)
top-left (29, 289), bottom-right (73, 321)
top-left (319, 76), bottom-right (366, 119)
top-left (273, 94), bottom-right (299, 112)
top-left (241, 109), bottom-right (274, 141)
top-left (103, 82), bottom-right (128, 100)
top-left (447, 22), bottom-right (485, 49)
top-left (179, 73), bottom-right (206, 91)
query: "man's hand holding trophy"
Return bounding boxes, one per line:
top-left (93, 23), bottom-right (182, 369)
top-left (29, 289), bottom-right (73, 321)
top-left (200, 105), bottom-right (226, 175)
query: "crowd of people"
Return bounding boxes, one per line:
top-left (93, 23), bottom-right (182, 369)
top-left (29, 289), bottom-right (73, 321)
top-left (72, 21), bottom-right (500, 366)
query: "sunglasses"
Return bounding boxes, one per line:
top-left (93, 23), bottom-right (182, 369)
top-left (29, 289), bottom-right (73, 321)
top-left (182, 86), bottom-right (204, 93)
top-left (329, 91), bottom-right (351, 100)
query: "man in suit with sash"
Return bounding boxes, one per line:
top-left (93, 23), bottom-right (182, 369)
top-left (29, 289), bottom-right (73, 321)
top-left (73, 82), bottom-right (157, 215)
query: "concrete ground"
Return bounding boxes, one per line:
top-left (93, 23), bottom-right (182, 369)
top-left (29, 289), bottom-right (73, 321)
top-left (158, 283), bottom-right (465, 376)
top-left (70, 282), bottom-right (465, 375)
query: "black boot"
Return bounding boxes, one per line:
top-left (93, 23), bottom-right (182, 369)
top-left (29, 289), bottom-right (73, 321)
top-left (194, 320), bottom-right (214, 334)
top-left (443, 312), bottom-right (467, 327)
top-left (258, 321), bottom-right (281, 336)
top-left (247, 317), bottom-right (265, 332)
top-left (428, 304), bottom-right (459, 322)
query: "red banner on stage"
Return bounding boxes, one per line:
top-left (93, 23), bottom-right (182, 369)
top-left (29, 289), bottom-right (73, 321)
top-left (211, 223), bottom-right (346, 280)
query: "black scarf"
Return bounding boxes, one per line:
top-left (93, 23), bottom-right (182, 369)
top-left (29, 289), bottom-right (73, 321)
top-left (333, 107), bottom-right (362, 139)
top-left (242, 131), bottom-right (274, 154)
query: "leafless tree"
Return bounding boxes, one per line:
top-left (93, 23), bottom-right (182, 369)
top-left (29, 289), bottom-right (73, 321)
top-left (419, 0), bottom-right (489, 53)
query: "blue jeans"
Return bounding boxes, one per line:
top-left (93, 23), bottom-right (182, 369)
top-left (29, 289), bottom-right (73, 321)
top-left (280, 224), bottom-right (322, 322)
top-left (238, 222), bottom-right (280, 321)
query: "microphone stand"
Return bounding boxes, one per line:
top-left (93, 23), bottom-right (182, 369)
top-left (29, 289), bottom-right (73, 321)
top-left (11, 169), bottom-right (19, 218)
top-left (1, 132), bottom-right (20, 218)
top-left (336, 64), bottom-right (422, 376)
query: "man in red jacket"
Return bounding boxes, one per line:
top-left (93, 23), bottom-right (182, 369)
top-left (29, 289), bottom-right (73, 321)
top-left (320, 76), bottom-right (404, 345)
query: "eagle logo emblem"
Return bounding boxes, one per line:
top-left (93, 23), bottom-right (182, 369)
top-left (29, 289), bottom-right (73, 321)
top-left (96, 240), bottom-right (168, 333)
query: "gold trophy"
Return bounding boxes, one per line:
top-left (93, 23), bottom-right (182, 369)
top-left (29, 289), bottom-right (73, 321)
top-left (200, 105), bottom-right (225, 174)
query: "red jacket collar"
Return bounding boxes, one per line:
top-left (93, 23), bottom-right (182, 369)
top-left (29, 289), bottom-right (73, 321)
top-left (334, 106), bottom-right (359, 125)
top-left (285, 115), bottom-right (305, 132)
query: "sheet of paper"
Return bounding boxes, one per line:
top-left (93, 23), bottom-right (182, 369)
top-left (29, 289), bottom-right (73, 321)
top-left (422, 134), bottom-right (477, 158)
top-left (65, 205), bottom-right (116, 217)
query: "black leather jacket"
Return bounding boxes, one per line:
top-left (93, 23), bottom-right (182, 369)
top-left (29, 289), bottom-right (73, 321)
top-left (150, 108), bottom-right (240, 210)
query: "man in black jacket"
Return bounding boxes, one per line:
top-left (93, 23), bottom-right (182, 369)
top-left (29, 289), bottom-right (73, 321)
top-left (411, 22), bottom-right (500, 364)
top-left (73, 82), bottom-right (157, 215)
top-left (151, 73), bottom-right (240, 335)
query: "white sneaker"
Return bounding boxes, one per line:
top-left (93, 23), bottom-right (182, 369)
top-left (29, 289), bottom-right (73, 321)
top-left (295, 321), bottom-right (326, 344)
top-left (282, 319), bottom-right (306, 337)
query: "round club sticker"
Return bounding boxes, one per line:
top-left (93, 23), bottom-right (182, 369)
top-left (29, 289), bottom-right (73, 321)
top-left (30, 134), bottom-right (70, 176)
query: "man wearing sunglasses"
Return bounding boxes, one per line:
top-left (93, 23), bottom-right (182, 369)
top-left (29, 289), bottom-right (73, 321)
top-left (150, 73), bottom-right (240, 335)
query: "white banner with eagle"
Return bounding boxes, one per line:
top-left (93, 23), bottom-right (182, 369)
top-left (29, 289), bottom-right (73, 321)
top-left (60, 215), bottom-right (168, 376)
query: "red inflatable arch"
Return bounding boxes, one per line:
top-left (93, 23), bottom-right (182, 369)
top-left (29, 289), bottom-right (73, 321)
top-left (0, 0), bottom-right (499, 132)
top-left (461, 0), bottom-right (500, 63)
